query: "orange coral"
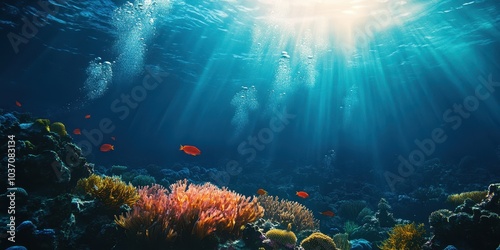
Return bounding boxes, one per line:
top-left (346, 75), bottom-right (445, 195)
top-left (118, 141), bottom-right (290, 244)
top-left (115, 180), bottom-right (264, 243)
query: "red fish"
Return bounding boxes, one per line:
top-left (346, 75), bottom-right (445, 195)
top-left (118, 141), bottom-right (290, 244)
top-left (320, 210), bottom-right (335, 217)
top-left (85, 114), bottom-right (91, 119)
top-left (15, 101), bottom-right (22, 107)
top-left (257, 188), bottom-right (268, 196)
top-left (180, 145), bottom-right (201, 156)
top-left (73, 128), bottom-right (81, 135)
top-left (100, 144), bottom-right (114, 152)
top-left (296, 191), bottom-right (309, 199)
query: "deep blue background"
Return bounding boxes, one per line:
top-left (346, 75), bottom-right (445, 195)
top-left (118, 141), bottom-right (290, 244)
top-left (1, 0), bottom-right (500, 191)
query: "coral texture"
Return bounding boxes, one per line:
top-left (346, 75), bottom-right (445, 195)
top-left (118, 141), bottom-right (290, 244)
top-left (115, 180), bottom-right (264, 244)
top-left (265, 223), bottom-right (297, 248)
top-left (76, 174), bottom-right (139, 210)
top-left (379, 223), bottom-right (425, 250)
top-left (301, 232), bottom-right (338, 250)
top-left (49, 122), bottom-right (68, 137)
top-left (257, 195), bottom-right (319, 231)
top-left (425, 183), bottom-right (500, 249)
top-left (446, 190), bottom-right (487, 205)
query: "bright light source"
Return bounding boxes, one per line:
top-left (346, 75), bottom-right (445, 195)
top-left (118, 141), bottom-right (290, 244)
top-left (254, 0), bottom-right (417, 50)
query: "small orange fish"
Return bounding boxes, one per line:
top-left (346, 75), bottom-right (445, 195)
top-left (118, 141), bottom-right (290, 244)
top-left (100, 144), bottom-right (114, 152)
top-left (73, 128), bottom-right (81, 135)
top-left (296, 191), bottom-right (309, 199)
top-left (320, 210), bottom-right (335, 217)
top-left (257, 189), bottom-right (268, 196)
top-left (85, 114), bottom-right (91, 119)
top-left (111, 136), bottom-right (116, 141)
top-left (180, 145), bottom-right (201, 156)
top-left (15, 101), bottom-right (22, 107)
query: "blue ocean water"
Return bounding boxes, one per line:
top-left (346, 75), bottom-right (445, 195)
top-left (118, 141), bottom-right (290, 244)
top-left (2, 0), bottom-right (500, 184)
top-left (1, 1), bottom-right (500, 246)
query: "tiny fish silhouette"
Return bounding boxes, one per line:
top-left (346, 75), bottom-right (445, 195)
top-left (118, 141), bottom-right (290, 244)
top-left (85, 114), bottom-right (91, 119)
top-left (257, 188), bottom-right (268, 196)
top-left (73, 128), bottom-right (81, 135)
top-left (15, 101), bottom-right (22, 107)
top-left (320, 210), bottom-right (335, 217)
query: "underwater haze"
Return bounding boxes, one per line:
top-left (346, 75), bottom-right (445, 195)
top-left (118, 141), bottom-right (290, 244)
top-left (1, 0), bottom-right (500, 249)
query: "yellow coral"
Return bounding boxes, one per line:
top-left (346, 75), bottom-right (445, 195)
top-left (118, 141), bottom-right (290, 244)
top-left (447, 190), bottom-right (487, 205)
top-left (266, 223), bottom-right (297, 247)
top-left (379, 223), bottom-right (425, 250)
top-left (300, 232), bottom-right (337, 250)
top-left (34, 118), bottom-right (51, 132)
top-left (50, 122), bottom-right (68, 137)
top-left (258, 195), bottom-right (319, 231)
top-left (77, 174), bottom-right (139, 210)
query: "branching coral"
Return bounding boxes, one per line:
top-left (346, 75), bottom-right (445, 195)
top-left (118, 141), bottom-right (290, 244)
top-left (258, 195), bottom-right (319, 231)
top-left (76, 174), bottom-right (139, 210)
top-left (379, 223), bottom-right (425, 250)
top-left (447, 190), bottom-right (487, 205)
top-left (114, 184), bottom-right (175, 241)
top-left (115, 180), bottom-right (264, 245)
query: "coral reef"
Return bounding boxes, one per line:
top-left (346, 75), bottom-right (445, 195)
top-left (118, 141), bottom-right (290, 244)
top-left (425, 183), bottom-right (500, 250)
top-left (34, 118), bottom-right (51, 132)
top-left (264, 223), bottom-right (297, 249)
top-left (76, 174), bottom-right (139, 210)
top-left (338, 200), bottom-right (368, 221)
top-left (333, 233), bottom-right (351, 250)
top-left (343, 221), bottom-right (358, 235)
top-left (115, 180), bottom-right (264, 248)
top-left (446, 190), bottom-right (488, 205)
top-left (300, 232), bottom-right (337, 250)
top-left (14, 221), bottom-right (56, 249)
top-left (350, 239), bottom-right (372, 250)
top-left (257, 195), bottom-right (319, 231)
top-left (130, 174), bottom-right (156, 187)
top-left (379, 223), bottom-right (425, 250)
top-left (0, 112), bottom-right (90, 196)
top-left (375, 198), bottom-right (396, 227)
top-left (49, 122), bottom-right (68, 137)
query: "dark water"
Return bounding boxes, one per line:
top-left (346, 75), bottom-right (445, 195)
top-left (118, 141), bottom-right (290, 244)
top-left (1, 0), bottom-right (500, 191)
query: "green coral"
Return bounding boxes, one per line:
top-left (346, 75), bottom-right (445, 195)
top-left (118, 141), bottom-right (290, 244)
top-left (379, 223), bottom-right (425, 250)
top-left (265, 223), bottom-right (297, 247)
top-left (50, 122), bottom-right (68, 137)
top-left (447, 190), bottom-right (487, 205)
top-left (344, 221), bottom-right (358, 235)
top-left (333, 233), bottom-right (351, 250)
top-left (301, 232), bottom-right (338, 250)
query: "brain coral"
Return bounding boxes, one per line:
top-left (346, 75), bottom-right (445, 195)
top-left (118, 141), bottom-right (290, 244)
top-left (265, 223), bottom-right (297, 248)
top-left (50, 122), bottom-right (68, 137)
top-left (301, 232), bottom-right (338, 250)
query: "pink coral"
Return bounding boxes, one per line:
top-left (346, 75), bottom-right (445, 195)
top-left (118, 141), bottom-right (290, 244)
top-left (115, 180), bottom-right (264, 243)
